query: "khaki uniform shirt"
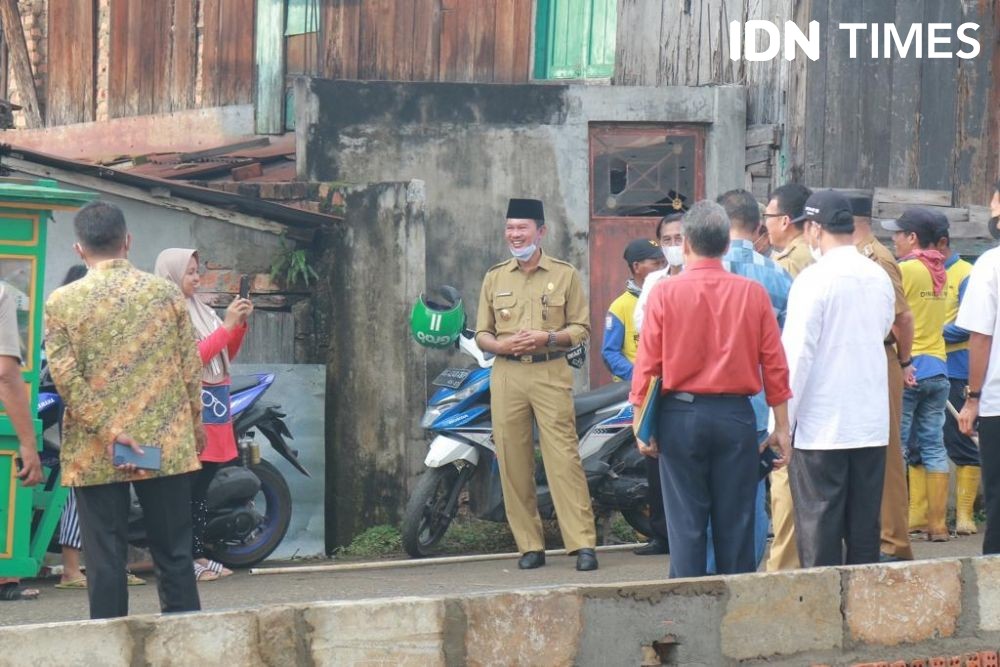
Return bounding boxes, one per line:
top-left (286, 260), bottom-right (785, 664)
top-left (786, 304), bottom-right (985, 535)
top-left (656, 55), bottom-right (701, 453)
top-left (45, 259), bottom-right (203, 487)
top-left (774, 234), bottom-right (814, 278)
top-left (475, 253), bottom-right (589, 347)
top-left (856, 233), bottom-right (908, 317)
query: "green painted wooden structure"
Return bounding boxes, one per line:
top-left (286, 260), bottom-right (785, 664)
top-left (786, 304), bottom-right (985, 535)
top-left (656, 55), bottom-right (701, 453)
top-left (535, 0), bottom-right (617, 80)
top-left (0, 178), bottom-right (95, 578)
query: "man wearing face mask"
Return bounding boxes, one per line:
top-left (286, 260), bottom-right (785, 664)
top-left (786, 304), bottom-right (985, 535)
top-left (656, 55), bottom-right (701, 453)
top-left (783, 190), bottom-right (896, 566)
top-left (634, 212), bottom-right (685, 333)
top-left (475, 198), bottom-right (598, 572)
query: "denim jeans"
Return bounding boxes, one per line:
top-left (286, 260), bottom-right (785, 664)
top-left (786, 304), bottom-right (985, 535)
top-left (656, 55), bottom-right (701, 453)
top-left (901, 375), bottom-right (950, 473)
top-left (705, 430), bottom-right (770, 574)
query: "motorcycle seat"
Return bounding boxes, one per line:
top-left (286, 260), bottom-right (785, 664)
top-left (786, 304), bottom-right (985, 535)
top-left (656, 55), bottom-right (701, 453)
top-left (229, 375), bottom-right (262, 394)
top-left (573, 382), bottom-right (630, 417)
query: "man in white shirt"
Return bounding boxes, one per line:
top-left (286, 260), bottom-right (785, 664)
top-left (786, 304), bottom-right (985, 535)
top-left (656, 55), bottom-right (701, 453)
top-left (783, 190), bottom-right (896, 567)
top-left (634, 213), bottom-right (684, 332)
top-left (957, 180), bottom-right (1000, 554)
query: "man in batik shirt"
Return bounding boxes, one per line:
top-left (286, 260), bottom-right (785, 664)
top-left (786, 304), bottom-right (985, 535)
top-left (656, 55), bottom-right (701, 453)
top-left (45, 201), bottom-right (204, 619)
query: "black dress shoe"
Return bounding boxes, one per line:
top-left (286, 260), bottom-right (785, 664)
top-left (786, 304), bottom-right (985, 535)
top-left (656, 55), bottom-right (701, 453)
top-left (633, 539), bottom-right (669, 556)
top-left (517, 551), bottom-right (546, 570)
top-left (575, 548), bottom-right (598, 571)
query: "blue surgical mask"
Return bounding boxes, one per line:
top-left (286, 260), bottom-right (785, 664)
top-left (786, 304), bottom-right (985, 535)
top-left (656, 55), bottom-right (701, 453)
top-left (509, 243), bottom-right (537, 261)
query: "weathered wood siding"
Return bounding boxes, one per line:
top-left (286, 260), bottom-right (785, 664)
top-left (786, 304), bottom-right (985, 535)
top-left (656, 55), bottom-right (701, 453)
top-left (320, 0), bottom-right (533, 83)
top-left (615, 0), bottom-right (1000, 208)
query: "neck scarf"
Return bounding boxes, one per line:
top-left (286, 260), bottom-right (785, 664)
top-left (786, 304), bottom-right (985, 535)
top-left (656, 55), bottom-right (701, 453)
top-left (901, 248), bottom-right (947, 297)
top-left (154, 248), bottom-right (229, 383)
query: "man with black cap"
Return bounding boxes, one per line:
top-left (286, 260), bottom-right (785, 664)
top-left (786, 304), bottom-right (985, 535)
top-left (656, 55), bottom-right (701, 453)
top-left (603, 238), bottom-right (669, 556)
top-left (882, 208), bottom-right (951, 542)
top-left (602, 239), bottom-right (666, 383)
top-left (475, 198), bottom-right (598, 572)
top-left (851, 194), bottom-right (916, 562)
top-left (784, 190), bottom-right (895, 566)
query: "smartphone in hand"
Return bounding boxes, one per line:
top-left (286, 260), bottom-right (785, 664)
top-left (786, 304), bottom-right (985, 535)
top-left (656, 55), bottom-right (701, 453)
top-left (113, 442), bottom-right (162, 471)
top-left (759, 446), bottom-right (779, 480)
top-left (238, 274), bottom-right (251, 300)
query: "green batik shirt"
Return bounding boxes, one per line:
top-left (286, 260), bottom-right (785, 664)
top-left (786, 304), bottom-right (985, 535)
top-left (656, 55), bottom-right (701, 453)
top-left (44, 259), bottom-right (203, 486)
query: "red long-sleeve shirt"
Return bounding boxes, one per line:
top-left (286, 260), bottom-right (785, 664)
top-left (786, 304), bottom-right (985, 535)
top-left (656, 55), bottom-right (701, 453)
top-left (629, 259), bottom-right (792, 407)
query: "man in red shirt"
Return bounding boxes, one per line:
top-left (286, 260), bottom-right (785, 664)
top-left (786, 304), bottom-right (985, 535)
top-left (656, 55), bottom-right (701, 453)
top-left (631, 200), bottom-right (793, 577)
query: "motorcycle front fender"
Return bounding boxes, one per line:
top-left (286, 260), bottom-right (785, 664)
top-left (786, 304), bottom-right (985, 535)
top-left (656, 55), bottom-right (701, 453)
top-left (424, 434), bottom-right (480, 468)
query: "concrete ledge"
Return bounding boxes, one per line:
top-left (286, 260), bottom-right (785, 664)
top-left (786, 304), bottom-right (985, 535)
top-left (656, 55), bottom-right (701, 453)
top-left (8, 556), bottom-right (1000, 665)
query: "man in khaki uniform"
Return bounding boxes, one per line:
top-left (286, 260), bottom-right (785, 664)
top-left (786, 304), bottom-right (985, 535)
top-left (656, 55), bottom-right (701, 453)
top-left (475, 198), bottom-right (598, 572)
top-left (763, 182), bottom-right (813, 571)
top-left (852, 194), bottom-right (916, 561)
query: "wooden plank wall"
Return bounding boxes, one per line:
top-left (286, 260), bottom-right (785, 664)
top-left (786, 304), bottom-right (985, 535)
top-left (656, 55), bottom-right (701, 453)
top-left (320, 0), bottom-right (532, 82)
top-left (615, 0), bottom-right (1000, 209)
top-left (202, 0), bottom-right (256, 107)
top-left (45, 0), bottom-right (95, 125)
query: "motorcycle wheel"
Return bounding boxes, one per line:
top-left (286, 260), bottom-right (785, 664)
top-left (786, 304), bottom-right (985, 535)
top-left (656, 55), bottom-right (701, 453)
top-left (621, 505), bottom-right (667, 551)
top-left (207, 459), bottom-right (292, 568)
top-left (401, 465), bottom-right (464, 558)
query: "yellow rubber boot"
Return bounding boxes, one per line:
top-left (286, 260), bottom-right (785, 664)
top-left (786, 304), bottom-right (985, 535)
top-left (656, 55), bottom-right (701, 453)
top-left (926, 471), bottom-right (951, 542)
top-left (908, 465), bottom-right (928, 533)
top-left (955, 465), bottom-right (981, 535)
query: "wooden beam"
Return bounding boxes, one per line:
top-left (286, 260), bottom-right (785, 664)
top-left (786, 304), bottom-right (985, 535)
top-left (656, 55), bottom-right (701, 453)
top-left (254, 0), bottom-right (286, 134)
top-left (0, 0), bottom-right (42, 127)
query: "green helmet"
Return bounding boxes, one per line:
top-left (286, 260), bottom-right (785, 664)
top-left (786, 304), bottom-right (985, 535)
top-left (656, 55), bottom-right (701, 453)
top-left (410, 286), bottom-right (465, 349)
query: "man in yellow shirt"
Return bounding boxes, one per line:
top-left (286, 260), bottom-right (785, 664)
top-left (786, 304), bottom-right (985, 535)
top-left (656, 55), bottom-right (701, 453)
top-left (882, 208), bottom-right (951, 542)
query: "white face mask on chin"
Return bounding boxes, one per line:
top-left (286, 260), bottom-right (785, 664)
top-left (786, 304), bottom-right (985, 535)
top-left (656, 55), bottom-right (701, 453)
top-left (509, 243), bottom-right (537, 261)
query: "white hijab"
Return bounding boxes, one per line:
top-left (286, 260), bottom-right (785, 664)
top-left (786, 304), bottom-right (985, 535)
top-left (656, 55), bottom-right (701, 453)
top-left (154, 248), bottom-right (229, 383)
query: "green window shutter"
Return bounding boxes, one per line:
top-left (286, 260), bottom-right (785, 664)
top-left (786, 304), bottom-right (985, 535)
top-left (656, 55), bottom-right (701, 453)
top-left (535, 0), bottom-right (616, 80)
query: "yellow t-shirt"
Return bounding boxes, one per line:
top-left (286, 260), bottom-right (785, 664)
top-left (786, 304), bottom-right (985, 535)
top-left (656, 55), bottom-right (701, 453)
top-left (602, 291), bottom-right (640, 381)
top-left (900, 258), bottom-right (948, 379)
top-left (944, 256), bottom-right (973, 355)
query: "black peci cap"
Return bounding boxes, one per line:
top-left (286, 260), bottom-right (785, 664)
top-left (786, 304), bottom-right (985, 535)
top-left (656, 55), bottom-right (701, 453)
top-left (506, 198), bottom-right (545, 221)
top-left (848, 194), bottom-right (873, 217)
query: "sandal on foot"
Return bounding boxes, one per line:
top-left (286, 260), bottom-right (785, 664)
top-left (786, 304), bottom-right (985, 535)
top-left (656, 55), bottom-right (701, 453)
top-left (205, 560), bottom-right (233, 578)
top-left (194, 562), bottom-right (220, 582)
top-left (54, 577), bottom-right (88, 590)
top-left (0, 583), bottom-right (39, 600)
top-left (126, 572), bottom-right (145, 586)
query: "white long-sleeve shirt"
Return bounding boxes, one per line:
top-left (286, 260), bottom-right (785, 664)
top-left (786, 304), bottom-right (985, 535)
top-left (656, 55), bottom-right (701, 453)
top-left (781, 244), bottom-right (895, 450)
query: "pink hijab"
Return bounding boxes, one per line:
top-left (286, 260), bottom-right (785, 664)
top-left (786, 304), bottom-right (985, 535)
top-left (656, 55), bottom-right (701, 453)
top-left (154, 248), bottom-right (229, 384)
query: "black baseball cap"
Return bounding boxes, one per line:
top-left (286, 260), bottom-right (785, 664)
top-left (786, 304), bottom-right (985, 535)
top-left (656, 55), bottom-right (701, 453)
top-left (792, 190), bottom-right (855, 232)
top-left (881, 207), bottom-right (949, 238)
top-left (624, 239), bottom-right (663, 264)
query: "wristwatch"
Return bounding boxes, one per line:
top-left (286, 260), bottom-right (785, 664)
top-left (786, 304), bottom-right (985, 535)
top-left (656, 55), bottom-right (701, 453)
top-left (547, 331), bottom-right (558, 348)
top-left (965, 386), bottom-right (982, 400)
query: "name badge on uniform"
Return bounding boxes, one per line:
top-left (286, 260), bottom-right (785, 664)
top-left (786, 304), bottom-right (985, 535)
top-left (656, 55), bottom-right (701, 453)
top-left (496, 291), bottom-right (513, 297)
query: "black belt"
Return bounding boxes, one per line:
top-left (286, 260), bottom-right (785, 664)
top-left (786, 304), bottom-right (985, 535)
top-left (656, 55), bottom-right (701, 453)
top-left (500, 351), bottom-right (565, 364)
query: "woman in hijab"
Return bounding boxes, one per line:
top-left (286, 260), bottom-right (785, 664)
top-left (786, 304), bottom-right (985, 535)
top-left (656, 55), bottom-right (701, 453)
top-left (155, 248), bottom-right (253, 581)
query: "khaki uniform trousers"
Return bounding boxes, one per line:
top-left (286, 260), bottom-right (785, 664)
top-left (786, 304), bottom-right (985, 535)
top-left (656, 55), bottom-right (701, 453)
top-left (766, 466), bottom-right (799, 571)
top-left (491, 357), bottom-right (596, 554)
top-left (880, 346), bottom-right (914, 559)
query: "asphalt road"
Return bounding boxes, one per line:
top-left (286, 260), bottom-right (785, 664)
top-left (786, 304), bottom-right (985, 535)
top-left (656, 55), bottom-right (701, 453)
top-left (0, 533), bottom-right (985, 627)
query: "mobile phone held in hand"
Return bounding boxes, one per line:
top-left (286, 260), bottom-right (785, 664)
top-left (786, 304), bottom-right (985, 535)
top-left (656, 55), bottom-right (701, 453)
top-left (113, 442), bottom-right (162, 471)
top-left (759, 446), bottom-right (779, 480)
top-left (238, 274), bottom-right (251, 300)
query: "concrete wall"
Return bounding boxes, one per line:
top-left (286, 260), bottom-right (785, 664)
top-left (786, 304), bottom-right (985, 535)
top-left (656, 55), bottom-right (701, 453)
top-left (296, 78), bottom-right (746, 338)
top-left (10, 556), bottom-right (1000, 665)
top-left (311, 181), bottom-right (427, 550)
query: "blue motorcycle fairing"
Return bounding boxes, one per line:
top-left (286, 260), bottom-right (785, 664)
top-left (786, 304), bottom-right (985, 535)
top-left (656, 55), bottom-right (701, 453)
top-left (429, 368), bottom-right (491, 405)
top-left (229, 374), bottom-right (275, 416)
top-left (433, 405), bottom-right (488, 430)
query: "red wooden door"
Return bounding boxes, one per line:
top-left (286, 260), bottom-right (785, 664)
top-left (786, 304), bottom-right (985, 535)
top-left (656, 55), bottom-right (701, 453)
top-left (588, 123), bottom-right (705, 387)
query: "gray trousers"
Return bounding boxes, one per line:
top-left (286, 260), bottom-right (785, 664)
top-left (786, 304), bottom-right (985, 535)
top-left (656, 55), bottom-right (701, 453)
top-left (789, 446), bottom-right (886, 567)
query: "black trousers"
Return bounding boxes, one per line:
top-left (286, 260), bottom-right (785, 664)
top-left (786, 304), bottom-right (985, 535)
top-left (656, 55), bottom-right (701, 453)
top-left (789, 446), bottom-right (886, 567)
top-left (980, 417), bottom-right (1000, 554)
top-left (645, 455), bottom-right (669, 542)
top-left (657, 394), bottom-right (757, 577)
top-left (75, 473), bottom-right (201, 619)
top-left (944, 379), bottom-right (980, 466)
top-left (191, 462), bottom-right (220, 558)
